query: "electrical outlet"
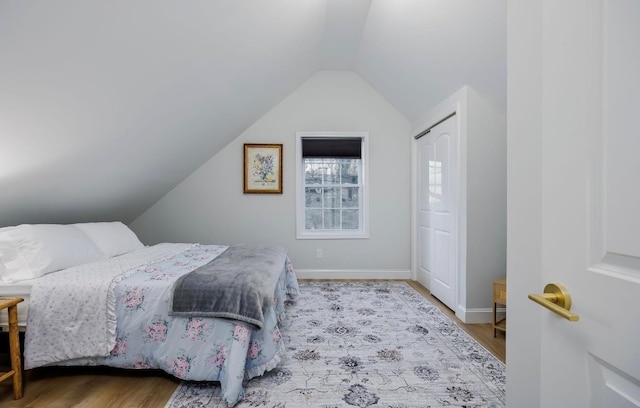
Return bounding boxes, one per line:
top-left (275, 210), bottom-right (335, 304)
top-left (316, 249), bottom-right (323, 258)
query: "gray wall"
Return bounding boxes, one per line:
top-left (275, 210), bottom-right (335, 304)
top-left (131, 71), bottom-right (412, 275)
top-left (465, 88), bottom-right (507, 310)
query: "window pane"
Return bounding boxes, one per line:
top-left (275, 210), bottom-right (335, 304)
top-left (305, 187), bottom-right (322, 208)
top-left (342, 209), bottom-right (359, 229)
top-left (304, 160), bottom-right (323, 185)
top-left (305, 209), bottom-right (323, 229)
top-left (341, 187), bottom-right (359, 208)
top-left (323, 209), bottom-right (340, 229)
top-left (324, 160), bottom-right (340, 184)
top-left (323, 188), bottom-right (341, 207)
top-left (341, 160), bottom-right (359, 184)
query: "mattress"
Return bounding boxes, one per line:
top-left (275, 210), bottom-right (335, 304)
top-left (0, 279), bottom-right (34, 329)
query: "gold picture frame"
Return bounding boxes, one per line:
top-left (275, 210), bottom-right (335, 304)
top-left (243, 143), bottom-right (283, 194)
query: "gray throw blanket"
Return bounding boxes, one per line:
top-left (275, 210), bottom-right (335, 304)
top-left (169, 243), bottom-right (288, 329)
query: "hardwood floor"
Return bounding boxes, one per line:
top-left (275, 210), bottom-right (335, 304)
top-left (0, 279), bottom-right (505, 406)
top-left (0, 366), bottom-right (179, 408)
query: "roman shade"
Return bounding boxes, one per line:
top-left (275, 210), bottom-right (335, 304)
top-left (301, 137), bottom-right (362, 159)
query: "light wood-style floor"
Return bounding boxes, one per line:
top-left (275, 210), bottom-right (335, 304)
top-left (0, 280), bottom-right (505, 407)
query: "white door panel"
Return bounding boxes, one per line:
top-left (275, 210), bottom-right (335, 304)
top-left (433, 229), bottom-right (451, 285)
top-left (419, 226), bottom-right (431, 275)
top-left (419, 144), bottom-right (431, 213)
top-left (431, 134), bottom-right (450, 213)
top-left (417, 143), bottom-right (432, 285)
top-left (416, 116), bottom-right (457, 310)
top-left (508, 1), bottom-right (640, 406)
top-left (582, 2), bottom-right (640, 403)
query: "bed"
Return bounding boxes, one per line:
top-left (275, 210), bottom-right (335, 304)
top-left (0, 222), bottom-right (299, 406)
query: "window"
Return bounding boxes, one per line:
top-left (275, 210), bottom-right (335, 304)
top-left (296, 132), bottom-right (369, 239)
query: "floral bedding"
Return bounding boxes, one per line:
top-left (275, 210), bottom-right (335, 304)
top-left (25, 243), bottom-right (299, 406)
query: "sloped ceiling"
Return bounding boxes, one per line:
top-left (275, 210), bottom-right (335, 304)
top-left (0, 0), bottom-right (506, 227)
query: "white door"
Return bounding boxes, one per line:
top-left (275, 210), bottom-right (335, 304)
top-left (416, 115), bottom-right (458, 311)
top-left (507, 1), bottom-right (640, 407)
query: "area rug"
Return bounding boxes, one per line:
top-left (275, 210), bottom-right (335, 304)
top-left (165, 281), bottom-right (505, 407)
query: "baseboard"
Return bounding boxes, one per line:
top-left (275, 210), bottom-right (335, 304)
top-left (457, 306), bottom-right (506, 324)
top-left (295, 269), bottom-right (411, 280)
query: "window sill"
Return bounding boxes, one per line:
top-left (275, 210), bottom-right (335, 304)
top-left (296, 231), bottom-right (370, 240)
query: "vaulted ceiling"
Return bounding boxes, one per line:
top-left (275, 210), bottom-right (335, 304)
top-left (0, 0), bottom-right (506, 227)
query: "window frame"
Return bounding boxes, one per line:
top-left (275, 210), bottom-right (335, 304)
top-left (295, 131), bottom-right (370, 240)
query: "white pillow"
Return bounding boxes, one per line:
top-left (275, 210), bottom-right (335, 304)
top-left (73, 222), bottom-right (143, 258)
top-left (0, 224), bottom-right (106, 283)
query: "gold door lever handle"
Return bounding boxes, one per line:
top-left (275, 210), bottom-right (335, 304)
top-left (528, 283), bottom-right (579, 321)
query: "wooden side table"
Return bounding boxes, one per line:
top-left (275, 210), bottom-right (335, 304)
top-left (492, 278), bottom-right (507, 337)
top-left (0, 297), bottom-right (24, 399)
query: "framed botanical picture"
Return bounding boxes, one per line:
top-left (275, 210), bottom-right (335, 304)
top-left (243, 143), bottom-right (283, 194)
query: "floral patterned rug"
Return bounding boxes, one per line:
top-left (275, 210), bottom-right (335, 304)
top-left (165, 281), bottom-right (505, 407)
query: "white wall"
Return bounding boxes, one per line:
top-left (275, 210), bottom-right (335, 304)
top-left (411, 86), bottom-right (506, 322)
top-left (131, 71), bottom-right (412, 277)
